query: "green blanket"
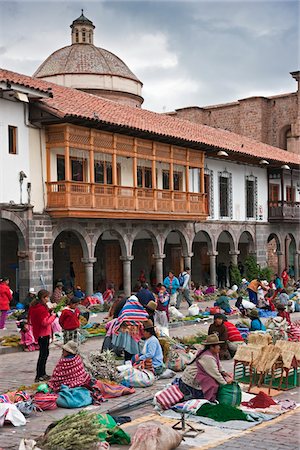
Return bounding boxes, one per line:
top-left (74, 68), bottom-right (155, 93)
top-left (196, 403), bottom-right (250, 422)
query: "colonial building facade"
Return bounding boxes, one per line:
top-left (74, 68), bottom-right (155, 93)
top-left (0, 13), bottom-right (299, 299)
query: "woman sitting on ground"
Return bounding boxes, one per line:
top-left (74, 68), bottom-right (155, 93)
top-left (208, 313), bottom-right (230, 359)
top-left (214, 291), bottom-right (232, 314)
top-left (277, 304), bottom-right (291, 325)
top-left (48, 340), bottom-right (91, 392)
top-left (133, 319), bottom-right (164, 376)
top-left (249, 309), bottom-right (266, 331)
top-left (179, 334), bottom-right (233, 401)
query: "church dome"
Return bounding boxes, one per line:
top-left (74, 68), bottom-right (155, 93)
top-left (33, 11), bottom-right (143, 107)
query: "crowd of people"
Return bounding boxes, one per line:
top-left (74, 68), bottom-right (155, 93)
top-left (0, 263), bottom-right (299, 394)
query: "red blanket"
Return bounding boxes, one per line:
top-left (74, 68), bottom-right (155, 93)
top-left (49, 355), bottom-right (91, 392)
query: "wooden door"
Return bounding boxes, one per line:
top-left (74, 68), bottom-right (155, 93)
top-left (105, 243), bottom-right (123, 290)
top-left (69, 245), bottom-right (85, 290)
top-left (171, 247), bottom-right (183, 276)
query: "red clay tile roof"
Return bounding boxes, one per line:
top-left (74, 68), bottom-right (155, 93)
top-left (1, 68), bottom-right (299, 166)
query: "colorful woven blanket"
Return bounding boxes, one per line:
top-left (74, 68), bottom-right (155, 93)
top-left (113, 295), bottom-right (148, 339)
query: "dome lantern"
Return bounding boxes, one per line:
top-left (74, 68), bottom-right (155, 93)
top-left (70, 9), bottom-right (95, 45)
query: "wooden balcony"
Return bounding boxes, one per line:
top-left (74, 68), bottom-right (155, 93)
top-left (268, 201), bottom-right (300, 222)
top-left (46, 181), bottom-right (208, 220)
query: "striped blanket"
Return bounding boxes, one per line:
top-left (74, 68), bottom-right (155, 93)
top-left (112, 295), bottom-right (149, 337)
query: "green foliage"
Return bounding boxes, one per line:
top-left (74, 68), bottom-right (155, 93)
top-left (244, 255), bottom-right (273, 282)
top-left (244, 255), bottom-right (260, 281)
top-left (230, 264), bottom-right (242, 286)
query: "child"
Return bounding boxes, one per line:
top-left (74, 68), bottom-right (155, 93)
top-left (155, 284), bottom-right (170, 334)
top-left (59, 296), bottom-right (81, 343)
top-left (193, 283), bottom-right (203, 302)
top-left (17, 319), bottom-right (39, 352)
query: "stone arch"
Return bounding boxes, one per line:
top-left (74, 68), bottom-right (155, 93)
top-left (278, 124), bottom-right (292, 150)
top-left (266, 233), bottom-right (281, 274)
top-left (92, 227), bottom-right (127, 258)
top-left (0, 210), bottom-right (27, 252)
top-left (130, 229), bottom-right (160, 288)
top-left (216, 230), bottom-right (236, 288)
top-left (163, 229), bottom-right (190, 276)
top-left (191, 230), bottom-right (214, 285)
top-left (93, 228), bottom-right (127, 292)
top-left (0, 211), bottom-right (29, 296)
top-left (283, 232), bottom-right (297, 273)
top-left (52, 222), bottom-right (90, 259)
top-left (238, 230), bottom-right (255, 262)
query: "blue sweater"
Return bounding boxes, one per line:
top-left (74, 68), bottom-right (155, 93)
top-left (250, 318), bottom-right (266, 332)
top-left (139, 335), bottom-right (163, 368)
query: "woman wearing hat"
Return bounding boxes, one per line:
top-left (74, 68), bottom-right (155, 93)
top-left (179, 333), bottom-right (233, 401)
top-left (133, 319), bottom-right (164, 376)
top-left (249, 309), bottom-right (266, 332)
top-left (208, 313), bottom-right (230, 360)
top-left (144, 300), bottom-right (157, 324)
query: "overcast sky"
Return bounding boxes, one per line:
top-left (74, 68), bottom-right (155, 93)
top-left (0, 0), bottom-right (298, 111)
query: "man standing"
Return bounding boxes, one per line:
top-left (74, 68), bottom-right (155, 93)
top-left (176, 267), bottom-right (193, 309)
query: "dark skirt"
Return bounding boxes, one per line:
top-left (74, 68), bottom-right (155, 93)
top-left (179, 378), bottom-right (204, 401)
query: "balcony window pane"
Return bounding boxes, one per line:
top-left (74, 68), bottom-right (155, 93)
top-left (246, 179), bottom-right (254, 218)
top-left (137, 167), bottom-right (143, 187)
top-left (163, 170), bottom-right (170, 190)
top-left (95, 162), bottom-right (104, 183)
top-left (106, 164), bottom-right (113, 184)
top-left (71, 159), bottom-right (84, 181)
top-left (145, 168), bottom-right (152, 188)
top-left (57, 156), bottom-right (65, 181)
top-left (219, 176), bottom-right (228, 217)
top-left (173, 172), bottom-right (182, 191)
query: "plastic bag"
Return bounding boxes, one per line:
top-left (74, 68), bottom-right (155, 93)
top-left (169, 306), bottom-right (184, 319)
top-left (187, 304), bottom-right (199, 316)
top-left (119, 367), bottom-right (155, 388)
top-left (97, 414), bottom-right (131, 445)
top-left (56, 385), bottom-right (92, 408)
top-left (0, 403), bottom-right (26, 426)
top-left (129, 422), bottom-right (182, 450)
top-left (16, 399), bottom-right (38, 416)
top-left (217, 381), bottom-right (241, 407)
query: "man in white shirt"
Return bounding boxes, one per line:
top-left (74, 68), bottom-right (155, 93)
top-left (176, 267), bottom-right (193, 309)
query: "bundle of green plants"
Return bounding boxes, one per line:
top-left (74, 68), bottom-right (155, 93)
top-left (38, 411), bottom-right (101, 450)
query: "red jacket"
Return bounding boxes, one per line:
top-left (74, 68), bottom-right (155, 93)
top-left (224, 321), bottom-right (244, 342)
top-left (59, 307), bottom-right (80, 330)
top-left (0, 282), bottom-right (13, 310)
top-left (28, 303), bottom-right (56, 340)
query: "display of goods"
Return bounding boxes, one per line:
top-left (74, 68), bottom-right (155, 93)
top-left (53, 298), bottom-right (67, 313)
top-left (0, 334), bottom-right (21, 347)
top-left (37, 411), bottom-right (101, 450)
top-left (177, 332), bottom-right (207, 346)
top-left (83, 350), bottom-right (121, 382)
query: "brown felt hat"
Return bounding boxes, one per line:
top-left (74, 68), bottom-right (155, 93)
top-left (146, 301), bottom-right (157, 311)
top-left (143, 319), bottom-right (154, 330)
top-left (202, 333), bottom-right (224, 346)
top-left (249, 309), bottom-right (259, 318)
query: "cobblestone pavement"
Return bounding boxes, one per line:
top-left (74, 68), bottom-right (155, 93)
top-left (209, 407), bottom-right (300, 450)
top-left (0, 305), bottom-right (299, 449)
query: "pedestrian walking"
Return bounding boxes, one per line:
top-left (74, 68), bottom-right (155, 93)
top-left (0, 277), bottom-right (13, 330)
top-left (176, 267), bottom-right (193, 308)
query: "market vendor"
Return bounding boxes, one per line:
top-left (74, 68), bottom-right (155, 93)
top-left (214, 291), bottom-right (232, 314)
top-left (277, 304), bottom-right (291, 325)
top-left (49, 340), bottom-right (91, 392)
top-left (179, 334), bottom-right (233, 401)
top-left (208, 313), bottom-right (230, 359)
top-left (222, 316), bottom-right (244, 356)
top-left (111, 294), bottom-right (149, 361)
top-left (249, 309), bottom-right (266, 331)
top-left (144, 300), bottom-right (157, 324)
top-left (133, 319), bottom-right (164, 376)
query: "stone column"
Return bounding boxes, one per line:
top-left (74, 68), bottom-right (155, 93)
top-left (183, 253), bottom-right (193, 286)
top-left (153, 253), bottom-right (165, 285)
top-left (285, 235), bottom-right (291, 269)
top-left (229, 250), bottom-right (240, 265)
top-left (277, 251), bottom-right (285, 275)
top-left (120, 256), bottom-right (134, 297)
top-left (81, 258), bottom-right (97, 296)
top-left (294, 251), bottom-right (300, 280)
top-left (207, 251), bottom-right (218, 286)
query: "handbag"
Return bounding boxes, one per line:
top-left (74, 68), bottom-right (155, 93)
top-left (155, 385), bottom-right (184, 410)
top-left (33, 393), bottom-right (58, 411)
top-left (56, 385), bottom-right (93, 408)
top-left (217, 381), bottom-right (241, 407)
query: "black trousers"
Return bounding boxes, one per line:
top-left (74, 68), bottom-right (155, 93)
top-left (36, 336), bottom-right (50, 378)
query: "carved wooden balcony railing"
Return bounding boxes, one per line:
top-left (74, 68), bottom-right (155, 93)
top-left (46, 181), bottom-right (208, 220)
top-left (268, 201), bottom-right (300, 222)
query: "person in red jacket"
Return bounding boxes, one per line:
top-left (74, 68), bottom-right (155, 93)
top-left (28, 289), bottom-right (56, 382)
top-left (223, 316), bottom-right (244, 357)
top-left (59, 296), bottom-right (81, 343)
top-left (0, 277), bottom-right (13, 330)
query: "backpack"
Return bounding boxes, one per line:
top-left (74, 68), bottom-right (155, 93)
top-left (178, 272), bottom-right (186, 287)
